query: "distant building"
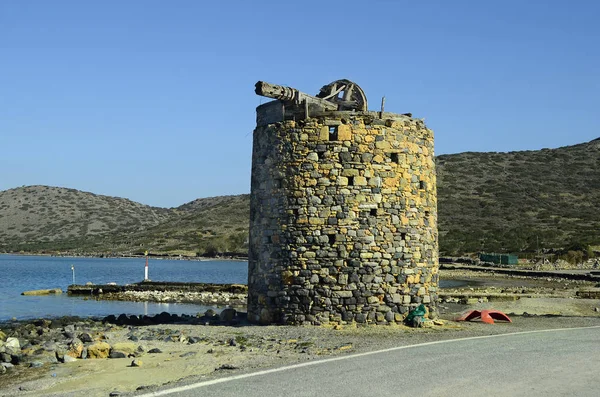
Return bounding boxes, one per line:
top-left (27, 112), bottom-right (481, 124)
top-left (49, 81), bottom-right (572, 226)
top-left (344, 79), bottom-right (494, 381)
top-left (479, 253), bottom-right (518, 265)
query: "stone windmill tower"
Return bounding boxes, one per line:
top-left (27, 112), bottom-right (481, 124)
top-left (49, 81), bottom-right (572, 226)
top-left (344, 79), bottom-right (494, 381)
top-left (248, 79), bottom-right (438, 325)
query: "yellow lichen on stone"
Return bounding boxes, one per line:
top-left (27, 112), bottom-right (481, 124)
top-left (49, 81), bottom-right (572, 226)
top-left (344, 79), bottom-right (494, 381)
top-left (319, 126), bottom-right (330, 140)
top-left (383, 177), bottom-right (398, 188)
top-left (337, 124), bottom-right (352, 140)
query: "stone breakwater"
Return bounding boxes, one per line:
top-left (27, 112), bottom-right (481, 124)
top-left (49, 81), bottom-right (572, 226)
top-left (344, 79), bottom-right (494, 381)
top-left (67, 282), bottom-right (248, 307)
top-left (102, 290), bottom-right (246, 306)
top-left (249, 110), bottom-right (438, 325)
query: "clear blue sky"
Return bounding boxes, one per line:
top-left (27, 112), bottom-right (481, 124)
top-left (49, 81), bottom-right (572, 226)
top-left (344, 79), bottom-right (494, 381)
top-left (1, 0), bottom-right (598, 207)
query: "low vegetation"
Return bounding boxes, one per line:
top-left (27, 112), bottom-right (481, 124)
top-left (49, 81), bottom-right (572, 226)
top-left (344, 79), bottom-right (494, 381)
top-left (437, 138), bottom-right (600, 257)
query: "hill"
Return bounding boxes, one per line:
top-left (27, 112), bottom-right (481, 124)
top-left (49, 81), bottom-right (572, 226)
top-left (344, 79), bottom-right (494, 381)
top-left (0, 186), bottom-right (249, 256)
top-left (436, 138), bottom-right (600, 255)
top-left (0, 186), bottom-right (172, 252)
top-left (102, 194), bottom-right (250, 256)
top-left (0, 138), bottom-right (598, 257)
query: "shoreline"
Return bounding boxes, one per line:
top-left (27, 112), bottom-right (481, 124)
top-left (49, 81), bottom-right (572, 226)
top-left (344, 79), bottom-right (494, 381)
top-left (0, 252), bottom-right (248, 262)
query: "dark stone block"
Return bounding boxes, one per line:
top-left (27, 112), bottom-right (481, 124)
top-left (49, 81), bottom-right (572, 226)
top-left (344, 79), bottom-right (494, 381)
top-left (109, 351), bottom-right (127, 359)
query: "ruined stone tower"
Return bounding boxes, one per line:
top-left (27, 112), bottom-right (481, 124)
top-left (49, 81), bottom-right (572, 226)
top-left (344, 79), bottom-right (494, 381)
top-left (248, 80), bottom-right (438, 325)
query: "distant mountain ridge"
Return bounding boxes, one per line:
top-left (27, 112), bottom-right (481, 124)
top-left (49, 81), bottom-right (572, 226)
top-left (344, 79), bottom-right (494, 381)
top-left (1, 138), bottom-right (599, 256)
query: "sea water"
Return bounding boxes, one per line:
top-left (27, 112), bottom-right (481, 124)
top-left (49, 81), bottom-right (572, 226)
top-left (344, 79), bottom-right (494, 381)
top-left (0, 254), bottom-right (247, 321)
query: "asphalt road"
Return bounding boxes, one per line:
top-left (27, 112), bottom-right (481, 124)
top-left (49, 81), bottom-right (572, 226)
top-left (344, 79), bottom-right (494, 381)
top-left (142, 326), bottom-right (600, 397)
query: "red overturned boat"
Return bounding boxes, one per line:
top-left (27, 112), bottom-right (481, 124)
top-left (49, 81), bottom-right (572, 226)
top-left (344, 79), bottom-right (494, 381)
top-left (457, 310), bottom-right (512, 324)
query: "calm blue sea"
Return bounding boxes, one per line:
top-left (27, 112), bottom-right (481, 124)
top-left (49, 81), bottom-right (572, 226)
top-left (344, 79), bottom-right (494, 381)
top-left (0, 254), bottom-right (248, 321)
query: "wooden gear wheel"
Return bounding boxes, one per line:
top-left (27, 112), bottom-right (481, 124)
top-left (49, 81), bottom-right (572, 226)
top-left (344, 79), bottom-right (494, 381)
top-left (316, 79), bottom-right (368, 112)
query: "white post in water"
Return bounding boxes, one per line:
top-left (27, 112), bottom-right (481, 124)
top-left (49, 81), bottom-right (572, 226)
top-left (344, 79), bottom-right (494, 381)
top-left (71, 264), bottom-right (75, 285)
top-left (144, 250), bottom-right (149, 281)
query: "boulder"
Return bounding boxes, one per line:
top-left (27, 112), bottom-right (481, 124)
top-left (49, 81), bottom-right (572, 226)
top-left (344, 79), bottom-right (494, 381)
top-left (43, 341), bottom-right (58, 352)
top-left (187, 336), bottom-right (201, 344)
top-left (109, 351), bottom-right (127, 359)
top-left (20, 346), bottom-right (37, 357)
top-left (219, 308), bottom-right (237, 322)
top-left (10, 354), bottom-right (23, 365)
top-left (34, 351), bottom-right (58, 364)
top-left (103, 315), bottom-right (117, 324)
top-left (0, 330), bottom-right (6, 342)
top-left (32, 319), bottom-right (52, 328)
top-left (78, 333), bottom-right (93, 343)
top-left (66, 338), bottom-right (84, 358)
top-left (21, 289), bottom-right (62, 296)
top-left (87, 342), bottom-right (111, 359)
top-left (111, 343), bottom-right (136, 356)
top-left (116, 314), bottom-right (129, 325)
top-left (154, 312), bottom-right (172, 323)
top-left (5, 338), bottom-right (20, 350)
top-left (204, 309), bottom-right (217, 318)
top-left (62, 355), bottom-right (77, 363)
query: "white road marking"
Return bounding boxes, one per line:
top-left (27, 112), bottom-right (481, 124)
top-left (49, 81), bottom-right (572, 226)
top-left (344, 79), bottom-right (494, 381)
top-left (140, 325), bottom-right (600, 396)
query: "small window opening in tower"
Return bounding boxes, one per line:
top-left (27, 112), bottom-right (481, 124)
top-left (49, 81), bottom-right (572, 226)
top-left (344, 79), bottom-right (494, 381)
top-left (370, 208), bottom-right (377, 216)
top-left (390, 153), bottom-right (399, 163)
top-left (419, 180), bottom-right (427, 190)
top-left (425, 211), bottom-right (430, 218)
top-left (329, 126), bottom-right (338, 141)
top-left (401, 232), bottom-right (407, 241)
top-left (347, 176), bottom-right (354, 186)
top-left (328, 234), bottom-right (336, 244)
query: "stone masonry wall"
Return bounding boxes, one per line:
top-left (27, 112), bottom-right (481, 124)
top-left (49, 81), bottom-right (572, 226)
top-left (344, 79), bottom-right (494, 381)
top-left (248, 108), bottom-right (438, 325)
